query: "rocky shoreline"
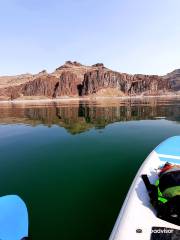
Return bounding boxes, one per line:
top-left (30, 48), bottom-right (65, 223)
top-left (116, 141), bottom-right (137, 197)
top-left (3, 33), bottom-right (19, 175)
top-left (0, 94), bottom-right (180, 106)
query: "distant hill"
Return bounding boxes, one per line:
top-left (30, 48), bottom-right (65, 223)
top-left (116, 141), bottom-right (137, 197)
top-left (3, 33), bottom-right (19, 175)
top-left (0, 61), bottom-right (179, 101)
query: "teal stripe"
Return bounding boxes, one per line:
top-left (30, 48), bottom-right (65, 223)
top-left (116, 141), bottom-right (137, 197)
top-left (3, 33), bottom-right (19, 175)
top-left (155, 136), bottom-right (180, 156)
top-left (159, 157), bottom-right (180, 164)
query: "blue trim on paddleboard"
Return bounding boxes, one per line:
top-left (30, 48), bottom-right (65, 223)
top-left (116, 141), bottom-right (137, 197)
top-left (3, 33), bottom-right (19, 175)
top-left (155, 136), bottom-right (180, 156)
top-left (0, 195), bottom-right (28, 240)
top-left (159, 157), bottom-right (180, 164)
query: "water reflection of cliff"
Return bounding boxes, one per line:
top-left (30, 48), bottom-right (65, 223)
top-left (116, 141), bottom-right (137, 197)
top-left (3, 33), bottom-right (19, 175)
top-left (0, 98), bottom-right (180, 134)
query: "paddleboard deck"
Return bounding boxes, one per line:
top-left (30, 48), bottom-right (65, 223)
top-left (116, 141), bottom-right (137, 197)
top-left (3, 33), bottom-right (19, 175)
top-left (109, 136), bottom-right (180, 240)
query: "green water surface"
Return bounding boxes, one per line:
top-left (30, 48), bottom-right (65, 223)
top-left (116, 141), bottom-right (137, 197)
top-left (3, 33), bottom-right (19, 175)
top-left (0, 98), bottom-right (180, 239)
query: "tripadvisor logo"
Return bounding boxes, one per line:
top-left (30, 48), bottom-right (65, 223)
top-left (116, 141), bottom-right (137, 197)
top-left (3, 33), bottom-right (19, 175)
top-left (151, 228), bottom-right (174, 234)
top-left (136, 228), bottom-right (174, 234)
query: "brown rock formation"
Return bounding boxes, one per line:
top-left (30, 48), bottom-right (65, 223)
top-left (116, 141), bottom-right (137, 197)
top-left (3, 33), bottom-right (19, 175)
top-left (81, 70), bottom-right (171, 96)
top-left (0, 61), bottom-right (178, 100)
top-left (164, 69), bottom-right (180, 91)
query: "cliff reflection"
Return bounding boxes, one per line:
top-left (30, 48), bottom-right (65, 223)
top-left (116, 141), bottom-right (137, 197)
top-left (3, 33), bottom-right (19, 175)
top-left (0, 98), bottom-right (180, 134)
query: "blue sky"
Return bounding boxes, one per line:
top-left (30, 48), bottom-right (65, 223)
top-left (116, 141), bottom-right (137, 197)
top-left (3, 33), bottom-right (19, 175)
top-left (0, 0), bottom-right (180, 75)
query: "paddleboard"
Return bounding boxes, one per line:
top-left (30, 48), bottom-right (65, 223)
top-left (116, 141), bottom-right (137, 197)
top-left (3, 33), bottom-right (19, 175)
top-left (109, 136), bottom-right (180, 240)
top-left (0, 195), bottom-right (28, 240)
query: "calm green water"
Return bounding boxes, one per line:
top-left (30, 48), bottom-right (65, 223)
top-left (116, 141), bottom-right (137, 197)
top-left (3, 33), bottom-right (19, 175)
top-left (0, 98), bottom-right (180, 239)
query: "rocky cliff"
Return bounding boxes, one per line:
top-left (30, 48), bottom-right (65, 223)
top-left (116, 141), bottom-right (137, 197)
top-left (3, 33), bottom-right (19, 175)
top-left (163, 69), bottom-right (180, 91)
top-left (0, 61), bottom-right (178, 100)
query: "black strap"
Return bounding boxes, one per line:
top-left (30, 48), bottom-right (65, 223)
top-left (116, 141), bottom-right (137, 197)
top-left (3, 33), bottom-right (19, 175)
top-left (141, 174), bottom-right (152, 191)
top-left (141, 174), bottom-right (159, 208)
